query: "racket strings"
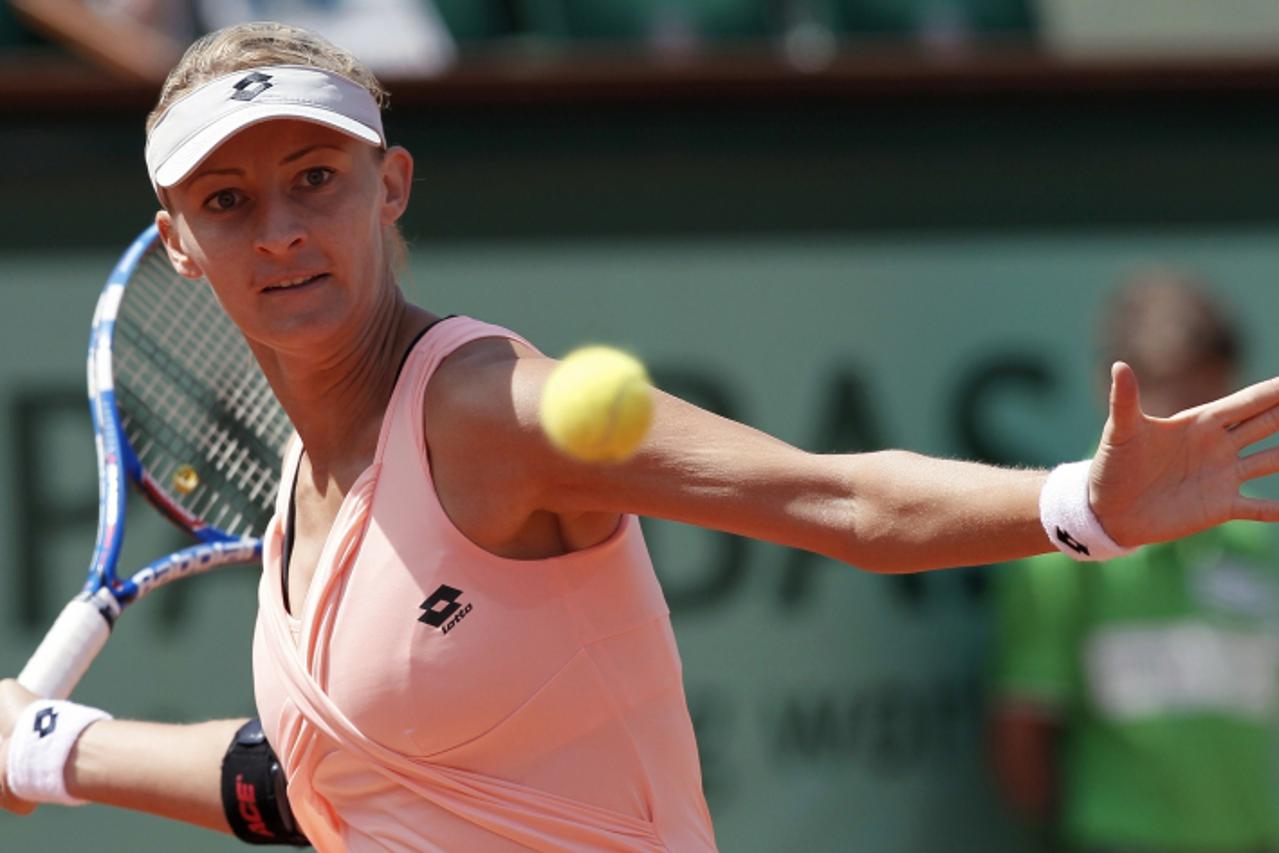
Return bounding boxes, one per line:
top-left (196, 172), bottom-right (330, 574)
top-left (113, 245), bottom-right (292, 539)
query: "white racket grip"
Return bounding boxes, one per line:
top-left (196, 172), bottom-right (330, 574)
top-left (18, 595), bottom-right (115, 700)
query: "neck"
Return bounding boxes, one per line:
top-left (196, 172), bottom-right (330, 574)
top-left (255, 288), bottom-right (432, 481)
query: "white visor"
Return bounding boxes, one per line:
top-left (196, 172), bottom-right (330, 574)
top-left (145, 65), bottom-right (385, 189)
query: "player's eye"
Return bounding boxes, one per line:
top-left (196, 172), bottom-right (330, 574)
top-left (300, 167), bottom-right (335, 189)
top-left (204, 189), bottom-right (243, 212)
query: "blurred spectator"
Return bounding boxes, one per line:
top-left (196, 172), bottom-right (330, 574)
top-left (519, 0), bottom-right (1033, 58)
top-left (835, 0), bottom-right (1033, 43)
top-left (2, 0), bottom-right (1044, 73)
top-left (6, 0), bottom-right (185, 79)
top-left (4, 0), bottom-right (455, 79)
top-left (87, 0), bottom-right (197, 43)
top-left (196, 0), bottom-right (455, 77)
top-left (990, 273), bottom-right (1279, 853)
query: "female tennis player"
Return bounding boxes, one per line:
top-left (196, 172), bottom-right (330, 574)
top-left (5, 21), bottom-right (1279, 852)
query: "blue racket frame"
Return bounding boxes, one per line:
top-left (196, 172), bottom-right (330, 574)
top-left (19, 225), bottom-right (268, 700)
top-left (84, 224), bottom-right (260, 609)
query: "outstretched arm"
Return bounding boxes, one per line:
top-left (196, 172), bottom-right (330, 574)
top-left (434, 345), bottom-right (1279, 572)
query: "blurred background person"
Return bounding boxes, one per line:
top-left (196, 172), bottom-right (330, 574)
top-left (989, 273), bottom-right (1279, 853)
top-left (195, 0), bottom-right (455, 77)
top-left (4, 0), bottom-right (455, 79)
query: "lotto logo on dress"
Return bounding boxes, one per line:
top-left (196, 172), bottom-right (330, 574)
top-left (419, 584), bottom-right (473, 634)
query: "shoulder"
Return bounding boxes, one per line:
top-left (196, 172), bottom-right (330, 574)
top-left (417, 332), bottom-right (573, 541)
top-left (420, 332), bottom-right (559, 491)
top-left (423, 333), bottom-right (549, 435)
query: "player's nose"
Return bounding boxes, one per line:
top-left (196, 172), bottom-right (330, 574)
top-left (253, 201), bottom-right (307, 257)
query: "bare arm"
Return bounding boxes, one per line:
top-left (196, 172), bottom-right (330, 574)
top-left (0, 679), bottom-right (240, 832)
top-left (66, 717), bottom-right (244, 833)
top-left (528, 391), bottom-right (1051, 572)
top-left (431, 346), bottom-right (1279, 572)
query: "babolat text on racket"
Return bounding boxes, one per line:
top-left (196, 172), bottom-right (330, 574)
top-left (18, 224), bottom-right (293, 699)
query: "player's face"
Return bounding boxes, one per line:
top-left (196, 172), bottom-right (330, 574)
top-left (155, 119), bottom-right (411, 354)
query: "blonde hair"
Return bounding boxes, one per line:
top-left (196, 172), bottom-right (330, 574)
top-left (147, 21), bottom-right (387, 134)
top-left (148, 22), bottom-right (406, 272)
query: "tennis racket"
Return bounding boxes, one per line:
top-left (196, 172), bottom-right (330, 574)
top-left (18, 224), bottom-right (293, 699)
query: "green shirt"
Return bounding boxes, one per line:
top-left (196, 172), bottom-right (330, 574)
top-left (993, 523), bottom-right (1279, 851)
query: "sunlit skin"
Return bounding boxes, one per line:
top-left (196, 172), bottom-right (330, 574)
top-left (156, 120), bottom-right (435, 610)
top-left (156, 122), bottom-right (429, 457)
top-left (150, 117), bottom-right (1279, 600)
top-left (152, 121), bottom-right (634, 612)
top-left (159, 121), bottom-right (412, 354)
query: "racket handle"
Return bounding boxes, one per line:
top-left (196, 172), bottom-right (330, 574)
top-left (18, 594), bottom-right (117, 699)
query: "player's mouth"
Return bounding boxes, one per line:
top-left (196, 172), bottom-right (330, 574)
top-left (260, 272), bottom-right (328, 293)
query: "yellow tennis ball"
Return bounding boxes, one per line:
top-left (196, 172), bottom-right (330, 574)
top-left (540, 346), bottom-right (653, 462)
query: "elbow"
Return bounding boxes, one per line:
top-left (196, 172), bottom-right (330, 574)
top-left (777, 449), bottom-right (948, 574)
top-left (833, 452), bottom-right (941, 574)
top-left (824, 492), bottom-right (919, 574)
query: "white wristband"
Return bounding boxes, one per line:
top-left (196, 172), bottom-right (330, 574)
top-left (1039, 460), bottom-right (1134, 562)
top-left (6, 700), bottom-right (111, 805)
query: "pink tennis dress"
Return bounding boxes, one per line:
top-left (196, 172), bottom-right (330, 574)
top-left (252, 318), bottom-right (717, 852)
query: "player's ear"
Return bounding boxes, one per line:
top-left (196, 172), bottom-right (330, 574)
top-left (155, 210), bottom-right (204, 280)
top-left (377, 145), bottom-right (413, 226)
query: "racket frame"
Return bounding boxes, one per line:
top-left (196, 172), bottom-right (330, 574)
top-left (19, 225), bottom-right (277, 699)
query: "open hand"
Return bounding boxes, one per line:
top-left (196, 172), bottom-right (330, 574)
top-left (1090, 362), bottom-right (1279, 547)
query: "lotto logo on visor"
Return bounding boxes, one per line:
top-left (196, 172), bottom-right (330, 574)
top-left (230, 72), bottom-right (274, 101)
top-left (144, 64), bottom-right (385, 190)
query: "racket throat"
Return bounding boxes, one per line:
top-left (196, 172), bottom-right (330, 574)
top-left (82, 587), bottom-right (123, 627)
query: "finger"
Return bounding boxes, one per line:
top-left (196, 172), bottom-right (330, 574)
top-left (1204, 375), bottom-right (1279, 428)
top-left (1105, 361), bottom-right (1143, 444)
top-left (3, 793), bottom-right (37, 816)
top-left (0, 680), bottom-right (36, 732)
top-left (1232, 495), bottom-right (1279, 523)
top-left (1240, 445), bottom-right (1279, 482)
top-left (0, 681), bottom-right (31, 732)
top-left (0, 793), bottom-right (37, 815)
top-left (1229, 404), bottom-right (1279, 450)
